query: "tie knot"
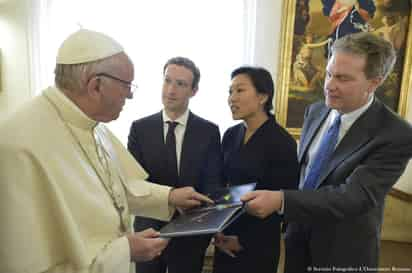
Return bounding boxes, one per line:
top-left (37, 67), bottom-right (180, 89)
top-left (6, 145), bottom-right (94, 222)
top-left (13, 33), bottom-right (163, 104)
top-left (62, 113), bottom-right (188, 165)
top-left (167, 121), bottom-right (179, 132)
top-left (335, 114), bottom-right (342, 122)
top-left (330, 114), bottom-right (341, 130)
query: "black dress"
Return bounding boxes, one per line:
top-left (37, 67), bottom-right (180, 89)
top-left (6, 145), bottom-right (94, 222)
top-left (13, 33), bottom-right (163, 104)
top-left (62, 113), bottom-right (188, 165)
top-left (213, 116), bottom-right (299, 273)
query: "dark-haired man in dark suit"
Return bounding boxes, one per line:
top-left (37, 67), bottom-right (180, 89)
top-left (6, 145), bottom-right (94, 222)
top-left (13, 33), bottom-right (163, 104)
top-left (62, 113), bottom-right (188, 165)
top-left (128, 57), bottom-right (223, 273)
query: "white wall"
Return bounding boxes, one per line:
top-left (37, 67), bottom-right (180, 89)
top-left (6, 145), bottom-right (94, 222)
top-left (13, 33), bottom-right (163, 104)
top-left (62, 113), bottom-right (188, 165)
top-left (0, 0), bottom-right (33, 121)
top-left (254, 0), bottom-right (283, 83)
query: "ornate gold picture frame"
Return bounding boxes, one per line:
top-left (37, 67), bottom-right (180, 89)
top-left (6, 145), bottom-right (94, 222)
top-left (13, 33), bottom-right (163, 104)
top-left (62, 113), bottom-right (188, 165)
top-left (275, 0), bottom-right (412, 139)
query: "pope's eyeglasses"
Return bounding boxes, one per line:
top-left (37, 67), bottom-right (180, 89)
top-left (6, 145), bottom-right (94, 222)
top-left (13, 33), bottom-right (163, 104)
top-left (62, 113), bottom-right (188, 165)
top-left (96, 73), bottom-right (138, 94)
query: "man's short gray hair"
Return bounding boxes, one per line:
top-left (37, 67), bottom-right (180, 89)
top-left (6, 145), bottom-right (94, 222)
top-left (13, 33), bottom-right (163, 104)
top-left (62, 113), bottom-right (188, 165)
top-left (331, 32), bottom-right (396, 81)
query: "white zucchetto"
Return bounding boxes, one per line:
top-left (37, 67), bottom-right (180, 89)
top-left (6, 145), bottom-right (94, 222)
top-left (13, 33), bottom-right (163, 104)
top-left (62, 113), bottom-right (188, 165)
top-left (56, 29), bottom-right (124, 64)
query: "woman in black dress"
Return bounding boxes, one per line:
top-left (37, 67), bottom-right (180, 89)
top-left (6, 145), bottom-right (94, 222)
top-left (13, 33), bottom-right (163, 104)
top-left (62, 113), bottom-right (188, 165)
top-left (212, 66), bottom-right (299, 273)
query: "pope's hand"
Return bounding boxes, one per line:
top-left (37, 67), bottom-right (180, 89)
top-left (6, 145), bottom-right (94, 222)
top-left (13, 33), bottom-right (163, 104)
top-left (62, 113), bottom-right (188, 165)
top-left (241, 190), bottom-right (283, 218)
top-left (126, 228), bottom-right (169, 262)
top-left (168, 186), bottom-right (213, 210)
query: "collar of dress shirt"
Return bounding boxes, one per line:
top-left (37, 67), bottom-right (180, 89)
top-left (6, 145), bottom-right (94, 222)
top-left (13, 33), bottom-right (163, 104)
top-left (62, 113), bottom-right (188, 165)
top-left (329, 94), bottom-right (374, 135)
top-left (162, 108), bottom-right (190, 128)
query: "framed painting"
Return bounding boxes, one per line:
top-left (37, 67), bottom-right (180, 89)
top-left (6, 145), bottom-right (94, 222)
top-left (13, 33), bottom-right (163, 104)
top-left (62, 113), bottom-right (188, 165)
top-left (275, 0), bottom-right (412, 139)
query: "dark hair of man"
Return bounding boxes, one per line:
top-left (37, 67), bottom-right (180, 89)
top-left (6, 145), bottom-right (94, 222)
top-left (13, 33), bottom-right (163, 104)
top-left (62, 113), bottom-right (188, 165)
top-left (331, 32), bottom-right (396, 81)
top-left (163, 56), bottom-right (200, 90)
top-left (231, 66), bottom-right (274, 115)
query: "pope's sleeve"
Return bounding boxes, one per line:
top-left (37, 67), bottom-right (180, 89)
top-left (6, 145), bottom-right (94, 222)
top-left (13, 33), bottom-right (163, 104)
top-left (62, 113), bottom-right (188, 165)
top-left (125, 180), bottom-right (174, 221)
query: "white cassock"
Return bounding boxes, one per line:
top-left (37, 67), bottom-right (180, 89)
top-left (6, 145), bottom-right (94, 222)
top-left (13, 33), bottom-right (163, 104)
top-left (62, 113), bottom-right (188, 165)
top-left (0, 86), bottom-right (174, 273)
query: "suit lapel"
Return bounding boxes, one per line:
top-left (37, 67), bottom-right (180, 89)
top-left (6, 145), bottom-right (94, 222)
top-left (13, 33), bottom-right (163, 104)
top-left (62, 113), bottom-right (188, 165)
top-left (179, 112), bottom-right (195, 178)
top-left (317, 99), bottom-right (381, 187)
top-left (155, 111), bottom-right (170, 171)
top-left (155, 111), bottom-right (166, 147)
top-left (154, 111), bottom-right (165, 141)
top-left (299, 106), bottom-right (330, 163)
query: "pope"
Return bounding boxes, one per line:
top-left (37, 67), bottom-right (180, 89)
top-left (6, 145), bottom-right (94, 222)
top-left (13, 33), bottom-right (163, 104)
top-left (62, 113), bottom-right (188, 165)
top-left (0, 29), bottom-right (212, 273)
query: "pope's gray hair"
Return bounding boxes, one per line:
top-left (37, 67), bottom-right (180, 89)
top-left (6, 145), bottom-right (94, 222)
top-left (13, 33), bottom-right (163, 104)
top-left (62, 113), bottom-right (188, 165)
top-left (54, 55), bottom-right (120, 93)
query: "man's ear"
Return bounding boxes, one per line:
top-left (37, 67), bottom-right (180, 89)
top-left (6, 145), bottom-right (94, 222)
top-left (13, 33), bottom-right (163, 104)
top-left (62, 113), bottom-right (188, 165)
top-left (86, 76), bottom-right (101, 99)
top-left (190, 87), bottom-right (198, 97)
top-left (368, 76), bottom-right (383, 94)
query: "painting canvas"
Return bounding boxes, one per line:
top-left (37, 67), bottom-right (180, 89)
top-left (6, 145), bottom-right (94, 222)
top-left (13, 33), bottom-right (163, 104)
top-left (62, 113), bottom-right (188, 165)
top-left (275, 0), bottom-right (412, 138)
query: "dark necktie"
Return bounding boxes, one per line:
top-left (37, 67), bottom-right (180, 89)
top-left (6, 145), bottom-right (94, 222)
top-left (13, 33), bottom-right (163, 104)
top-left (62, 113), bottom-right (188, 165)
top-left (166, 121), bottom-right (179, 185)
top-left (303, 114), bottom-right (342, 190)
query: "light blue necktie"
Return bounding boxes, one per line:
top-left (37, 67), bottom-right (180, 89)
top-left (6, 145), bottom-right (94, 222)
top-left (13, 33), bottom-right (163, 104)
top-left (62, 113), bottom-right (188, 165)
top-left (303, 114), bottom-right (342, 190)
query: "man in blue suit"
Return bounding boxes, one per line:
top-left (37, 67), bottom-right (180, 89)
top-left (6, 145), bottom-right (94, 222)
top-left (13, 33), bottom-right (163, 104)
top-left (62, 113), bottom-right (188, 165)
top-left (128, 57), bottom-right (223, 273)
top-left (242, 32), bottom-right (412, 272)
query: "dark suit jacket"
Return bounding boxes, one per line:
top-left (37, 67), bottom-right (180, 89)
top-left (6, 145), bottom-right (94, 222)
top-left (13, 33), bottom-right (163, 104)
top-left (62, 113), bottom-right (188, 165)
top-left (128, 111), bottom-right (223, 225)
top-left (128, 111), bottom-right (223, 272)
top-left (283, 98), bottom-right (412, 271)
top-left (128, 111), bottom-right (222, 191)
